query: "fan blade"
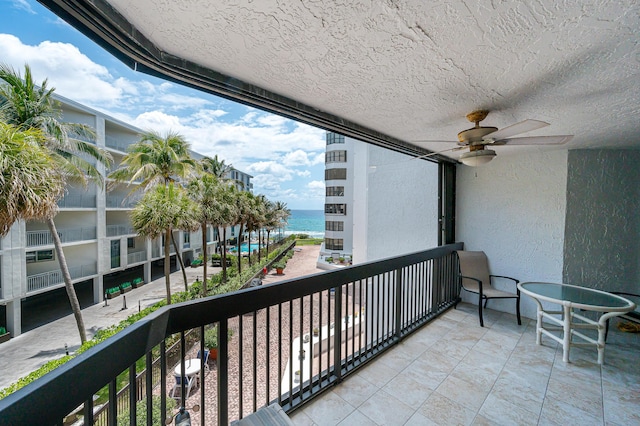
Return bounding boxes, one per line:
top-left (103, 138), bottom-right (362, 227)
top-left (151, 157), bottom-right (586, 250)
top-left (413, 146), bottom-right (466, 160)
top-left (485, 119), bottom-right (550, 141)
top-left (411, 139), bottom-right (458, 144)
top-left (493, 135), bottom-right (573, 146)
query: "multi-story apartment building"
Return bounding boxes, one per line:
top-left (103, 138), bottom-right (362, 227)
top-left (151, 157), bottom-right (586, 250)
top-left (322, 132), bottom-right (440, 265)
top-left (0, 94), bottom-right (251, 337)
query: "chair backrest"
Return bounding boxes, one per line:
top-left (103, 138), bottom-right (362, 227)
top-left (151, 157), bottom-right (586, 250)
top-left (197, 349), bottom-right (210, 364)
top-left (457, 251), bottom-right (492, 293)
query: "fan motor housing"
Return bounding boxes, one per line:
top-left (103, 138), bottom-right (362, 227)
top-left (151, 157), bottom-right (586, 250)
top-left (457, 126), bottom-right (498, 144)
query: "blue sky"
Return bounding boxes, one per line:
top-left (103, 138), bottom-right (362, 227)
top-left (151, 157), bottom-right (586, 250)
top-left (1, 0), bottom-right (327, 209)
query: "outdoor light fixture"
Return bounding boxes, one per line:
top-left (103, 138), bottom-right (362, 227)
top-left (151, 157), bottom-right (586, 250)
top-left (166, 404), bottom-right (200, 426)
top-left (459, 149), bottom-right (496, 167)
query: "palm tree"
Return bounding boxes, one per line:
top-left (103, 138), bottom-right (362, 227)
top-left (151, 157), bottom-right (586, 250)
top-left (201, 154), bottom-right (232, 179)
top-left (0, 64), bottom-right (112, 343)
top-left (188, 173), bottom-right (223, 296)
top-left (233, 190), bottom-right (253, 273)
top-left (130, 183), bottom-right (197, 304)
top-left (0, 123), bottom-right (64, 235)
top-left (214, 183), bottom-right (239, 282)
top-left (108, 130), bottom-right (197, 291)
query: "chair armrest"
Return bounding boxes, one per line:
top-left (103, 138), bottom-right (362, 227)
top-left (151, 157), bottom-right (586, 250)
top-left (490, 275), bottom-right (519, 285)
top-left (460, 274), bottom-right (483, 290)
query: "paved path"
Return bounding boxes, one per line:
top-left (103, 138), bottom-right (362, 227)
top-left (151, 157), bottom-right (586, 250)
top-left (0, 264), bottom-right (217, 390)
top-left (0, 245), bottom-right (323, 391)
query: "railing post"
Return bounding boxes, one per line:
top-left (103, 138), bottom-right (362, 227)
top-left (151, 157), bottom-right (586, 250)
top-left (395, 269), bottom-right (403, 340)
top-left (333, 285), bottom-right (343, 383)
top-left (218, 321), bottom-right (229, 426)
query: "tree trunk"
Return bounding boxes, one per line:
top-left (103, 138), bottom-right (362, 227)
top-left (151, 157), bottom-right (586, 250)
top-left (47, 217), bottom-right (87, 344)
top-left (171, 231), bottom-right (188, 292)
top-left (266, 229), bottom-right (271, 255)
top-left (221, 227), bottom-right (227, 282)
top-left (258, 229), bottom-right (262, 262)
top-left (201, 223), bottom-right (208, 297)
top-left (164, 228), bottom-right (172, 304)
top-left (247, 227), bottom-right (252, 267)
top-left (237, 223), bottom-right (244, 273)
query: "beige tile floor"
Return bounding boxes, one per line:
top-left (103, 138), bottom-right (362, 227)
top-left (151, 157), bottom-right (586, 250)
top-left (289, 303), bottom-right (640, 426)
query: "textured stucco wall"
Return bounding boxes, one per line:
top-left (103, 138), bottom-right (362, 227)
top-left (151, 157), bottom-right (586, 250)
top-left (563, 150), bottom-right (640, 293)
top-left (457, 150), bottom-right (568, 319)
top-left (365, 145), bottom-right (439, 262)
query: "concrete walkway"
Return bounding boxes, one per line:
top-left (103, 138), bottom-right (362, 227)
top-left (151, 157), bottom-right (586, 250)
top-left (0, 264), bottom-right (217, 390)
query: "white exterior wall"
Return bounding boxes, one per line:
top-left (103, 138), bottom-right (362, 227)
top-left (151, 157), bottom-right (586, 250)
top-left (364, 146), bottom-right (439, 261)
top-left (324, 136), bottom-right (353, 257)
top-left (456, 149), bottom-right (568, 320)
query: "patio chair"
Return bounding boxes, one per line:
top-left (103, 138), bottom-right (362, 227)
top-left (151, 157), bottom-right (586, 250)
top-left (169, 374), bottom-right (196, 400)
top-left (456, 250), bottom-right (521, 327)
top-left (605, 292), bottom-right (640, 341)
top-left (197, 349), bottom-right (211, 374)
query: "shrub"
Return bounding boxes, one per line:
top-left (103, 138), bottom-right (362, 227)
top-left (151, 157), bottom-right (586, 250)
top-left (106, 287), bottom-right (120, 295)
top-left (0, 327), bottom-right (6, 335)
top-left (120, 282), bottom-right (131, 290)
top-left (132, 277), bottom-right (143, 285)
top-left (273, 261), bottom-right (286, 270)
top-left (296, 233), bottom-right (310, 239)
top-left (116, 395), bottom-right (175, 426)
top-left (325, 257), bottom-right (333, 263)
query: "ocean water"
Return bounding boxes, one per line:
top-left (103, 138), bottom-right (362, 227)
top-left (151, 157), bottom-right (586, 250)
top-left (285, 210), bottom-right (324, 238)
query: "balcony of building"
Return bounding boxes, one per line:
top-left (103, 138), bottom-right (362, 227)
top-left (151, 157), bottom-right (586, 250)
top-left (26, 262), bottom-right (98, 294)
top-left (57, 193), bottom-right (97, 209)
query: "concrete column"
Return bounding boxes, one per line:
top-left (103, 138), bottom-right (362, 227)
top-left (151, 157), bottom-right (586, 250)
top-left (93, 276), bottom-right (103, 304)
top-left (6, 299), bottom-right (21, 337)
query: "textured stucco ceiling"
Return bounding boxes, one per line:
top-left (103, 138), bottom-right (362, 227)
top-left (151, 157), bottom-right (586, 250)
top-left (50, 0), bottom-right (640, 160)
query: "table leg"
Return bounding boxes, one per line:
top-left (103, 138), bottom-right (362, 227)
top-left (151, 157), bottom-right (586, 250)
top-left (562, 305), bottom-right (571, 362)
top-left (536, 306), bottom-right (543, 345)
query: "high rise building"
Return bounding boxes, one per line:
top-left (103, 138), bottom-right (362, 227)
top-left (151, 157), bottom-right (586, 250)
top-left (322, 132), bottom-right (440, 266)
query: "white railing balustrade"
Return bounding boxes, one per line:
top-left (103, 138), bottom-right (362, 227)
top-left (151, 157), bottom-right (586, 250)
top-left (26, 227), bottom-right (97, 247)
top-left (57, 194), bottom-right (97, 208)
top-left (27, 262), bottom-right (98, 292)
top-left (106, 224), bottom-right (136, 237)
top-left (127, 251), bottom-right (147, 264)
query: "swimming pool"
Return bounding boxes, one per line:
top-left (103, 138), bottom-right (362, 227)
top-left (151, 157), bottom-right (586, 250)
top-left (229, 243), bottom-right (264, 253)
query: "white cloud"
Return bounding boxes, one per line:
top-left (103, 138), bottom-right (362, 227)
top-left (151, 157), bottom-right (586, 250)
top-left (283, 150), bottom-right (312, 167)
top-left (132, 111), bottom-right (183, 132)
top-left (308, 180), bottom-right (325, 189)
top-left (10, 0), bottom-right (35, 14)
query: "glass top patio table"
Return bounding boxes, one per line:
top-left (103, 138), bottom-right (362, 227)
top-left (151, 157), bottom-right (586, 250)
top-left (519, 282), bottom-right (635, 312)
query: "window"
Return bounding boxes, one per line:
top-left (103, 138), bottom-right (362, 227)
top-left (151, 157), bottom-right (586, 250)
top-left (183, 233), bottom-right (190, 244)
top-left (325, 150), bottom-right (347, 163)
top-left (325, 204), bottom-right (347, 215)
top-left (26, 249), bottom-right (55, 263)
top-left (326, 186), bottom-right (344, 196)
top-left (110, 240), bottom-right (120, 269)
top-left (325, 221), bottom-right (344, 231)
top-left (325, 168), bottom-right (347, 180)
top-left (127, 237), bottom-right (135, 248)
top-left (325, 238), bottom-right (344, 250)
top-left (326, 133), bottom-right (345, 145)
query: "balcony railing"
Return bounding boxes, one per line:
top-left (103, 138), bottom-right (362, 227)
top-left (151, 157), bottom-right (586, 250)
top-left (26, 227), bottom-right (97, 247)
top-left (26, 262), bottom-right (98, 293)
top-left (0, 243), bottom-right (462, 425)
top-left (127, 250), bottom-right (147, 264)
top-left (106, 224), bottom-right (136, 237)
top-left (57, 194), bottom-right (97, 208)
top-left (105, 135), bottom-right (133, 152)
top-left (105, 195), bottom-right (139, 209)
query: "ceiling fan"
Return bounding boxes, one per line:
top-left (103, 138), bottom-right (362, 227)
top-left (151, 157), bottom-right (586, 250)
top-left (415, 110), bottom-right (573, 166)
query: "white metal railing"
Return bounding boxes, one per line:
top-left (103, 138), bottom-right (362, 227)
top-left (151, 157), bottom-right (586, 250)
top-left (106, 224), bottom-right (136, 237)
top-left (105, 195), bottom-right (140, 208)
top-left (27, 262), bottom-right (98, 293)
top-left (57, 194), bottom-right (97, 208)
top-left (104, 135), bottom-right (133, 152)
top-left (127, 251), bottom-right (146, 264)
top-left (26, 227), bottom-right (97, 247)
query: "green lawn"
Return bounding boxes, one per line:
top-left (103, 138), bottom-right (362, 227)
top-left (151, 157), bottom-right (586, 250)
top-left (295, 238), bottom-right (323, 245)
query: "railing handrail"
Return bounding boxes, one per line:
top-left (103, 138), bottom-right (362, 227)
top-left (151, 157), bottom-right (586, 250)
top-left (0, 243), bottom-right (463, 424)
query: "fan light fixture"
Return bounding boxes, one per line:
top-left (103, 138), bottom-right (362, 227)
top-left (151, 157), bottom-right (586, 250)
top-left (459, 149), bottom-right (496, 167)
